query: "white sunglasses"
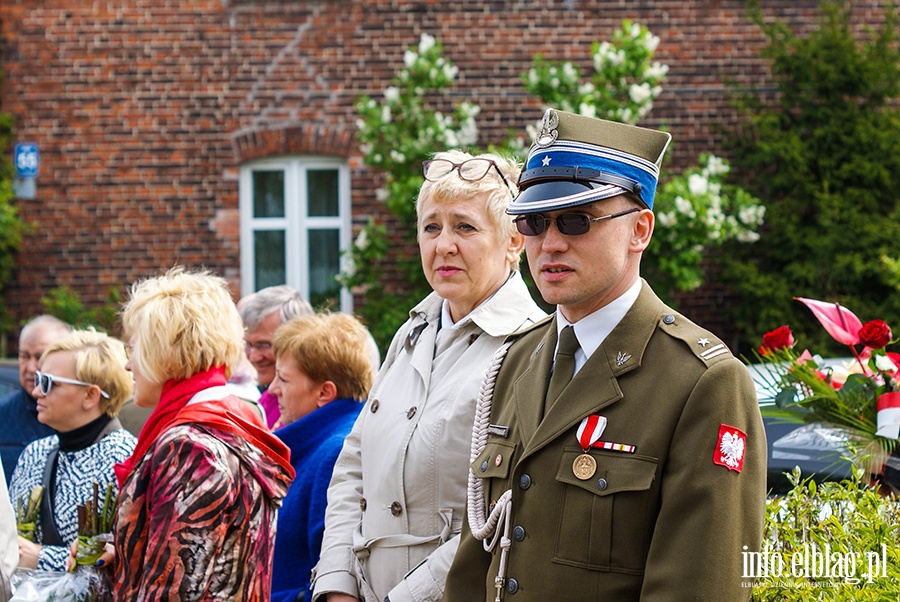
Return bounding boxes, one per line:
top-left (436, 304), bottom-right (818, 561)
top-left (34, 370), bottom-right (110, 399)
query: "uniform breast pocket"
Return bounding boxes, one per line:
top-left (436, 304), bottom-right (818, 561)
top-left (553, 448), bottom-right (659, 573)
top-left (470, 440), bottom-right (517, 511)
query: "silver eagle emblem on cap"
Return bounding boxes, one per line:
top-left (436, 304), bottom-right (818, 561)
top-left (534, 108), bottom-right (559, 148)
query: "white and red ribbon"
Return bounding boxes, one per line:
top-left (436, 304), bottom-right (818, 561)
top-left (577, 415), bottom-right (607, 450)
top-left (876, 392), bottom-right (900, 440)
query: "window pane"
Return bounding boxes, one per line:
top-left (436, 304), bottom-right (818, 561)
top-left (254, 230), bottom-right (286, 289)
top-left (307, 169), bottom-right (339, 217)
top-left (253, 170), bottom-right (285, 218)
top-left (308, 229), bottom-right (340, 308)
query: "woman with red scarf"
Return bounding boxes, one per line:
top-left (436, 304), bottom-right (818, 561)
top-left (108, 266), bottom-right (294, 600)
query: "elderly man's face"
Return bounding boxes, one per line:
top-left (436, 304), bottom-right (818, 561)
top-left (18, 328), bottom-right (63, 393)
top-left (244, 311), bottom-right (282, 387)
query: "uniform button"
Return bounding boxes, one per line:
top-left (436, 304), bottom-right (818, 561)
top-left (359, 497), bottom-right (367, 511)
top-left (513, 525), bottom-right (525, 541)
top-left (480, 461), bottom-right (488, 472)
top-left (494, 454), bottom-right (503, 467)
top-left (505, 578), bottom-right (519, 594)
top-left (370, 399), bottom-right (380, 413)
top-left (390, 501), bottom-right (402, 516)
top-left (663, 314), bottom-right (675, 325)
top-left (406, 406), bottom-right (417, 419)
top-left (518, 474), bottom-right (532, 490)
top-left (597, 478), bottom-right (608, 491)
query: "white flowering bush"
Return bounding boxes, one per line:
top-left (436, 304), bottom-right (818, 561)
top-left (354, 33), bottom-right (479, 221)
top-left (522, 20), bottom-right (765, 298)
top-left (646, 153), bottom-right (765, 292)
top-left (522, 20), bottom-right (667, 126)
top-left (343, 34), bottom-right (481, 347)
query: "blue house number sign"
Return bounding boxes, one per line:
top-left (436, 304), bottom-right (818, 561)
top-left (15, 143), bottom-right (39, 178)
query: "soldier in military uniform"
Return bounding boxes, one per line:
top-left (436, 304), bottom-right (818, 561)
top-left (444, 109), bottom-right (766, 601)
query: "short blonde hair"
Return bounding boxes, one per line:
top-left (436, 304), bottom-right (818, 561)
top-left (121, 267), bottom-right (244, 384)
top-left (273, 312), bottom-right (374, 402)
top-left (42, 330), bottom-right (133, 417)
top-left (417, 149), bottom-right (523, 269)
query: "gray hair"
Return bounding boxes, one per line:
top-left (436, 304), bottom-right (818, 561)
top-left (238, 285), bottom-right (314, 331)
top-left (20, 314), bottom-right (73, 344)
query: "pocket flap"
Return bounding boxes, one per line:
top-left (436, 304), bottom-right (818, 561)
top-left (471, 440), bottom-right (517, 479)
top-left (556, 447), bottom-right (658, 496)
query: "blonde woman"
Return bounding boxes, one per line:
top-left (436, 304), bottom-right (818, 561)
top-left (109, 267), bottom-right (294, 600)
top-left (10, 329), bottom-right (136, 572)
top-left (313, 150), bottom-right (545, 602)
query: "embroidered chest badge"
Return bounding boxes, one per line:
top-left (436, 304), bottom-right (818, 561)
top-left (714, 424), bottom-right (747, 473)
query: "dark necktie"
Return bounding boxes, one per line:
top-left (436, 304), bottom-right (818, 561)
top-left (545, 325), bottom-right (579, 409)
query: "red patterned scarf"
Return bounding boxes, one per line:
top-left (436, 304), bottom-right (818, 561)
top-left (114, 366), bottom-right (293, 487)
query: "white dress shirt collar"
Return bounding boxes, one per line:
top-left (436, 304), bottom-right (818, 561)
top-left (555, 279), bottom-right (642, 374)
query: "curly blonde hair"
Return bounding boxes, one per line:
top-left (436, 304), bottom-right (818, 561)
top-left (121, 266), bottom-right (244, 384)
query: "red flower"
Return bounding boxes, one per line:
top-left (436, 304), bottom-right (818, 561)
top-left (858, 320), bottom-right (892, 350)
top-left (758, 325), bottom-right (794, 355)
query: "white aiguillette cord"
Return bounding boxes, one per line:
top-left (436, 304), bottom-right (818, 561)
top-left (467, 341), bottom-right (514, 602)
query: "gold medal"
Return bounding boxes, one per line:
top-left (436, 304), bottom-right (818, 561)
top-left (572, 453), bottom-right (597, 480)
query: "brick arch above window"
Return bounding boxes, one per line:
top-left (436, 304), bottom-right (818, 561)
top-left (232, 124), bottom-right (356, 163)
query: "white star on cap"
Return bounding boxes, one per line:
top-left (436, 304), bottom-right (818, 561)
top-left (542, 155), bottom-right (552, 166)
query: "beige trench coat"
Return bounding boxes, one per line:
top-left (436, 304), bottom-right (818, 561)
top-left (312, 272), bottom-right (545, 602)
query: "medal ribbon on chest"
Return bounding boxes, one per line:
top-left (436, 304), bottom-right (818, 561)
top-left (573, 415), bottom-right (606, 480)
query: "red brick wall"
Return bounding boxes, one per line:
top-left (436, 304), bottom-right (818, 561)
top-left (0, 0), bottom-right (891, 348)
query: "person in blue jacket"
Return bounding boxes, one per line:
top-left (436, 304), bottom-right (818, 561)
top-left (269, 312), bottom-right (375, 602)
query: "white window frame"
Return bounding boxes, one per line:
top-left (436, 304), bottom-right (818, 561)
top-left (239, 155), bottom-right (352, 311)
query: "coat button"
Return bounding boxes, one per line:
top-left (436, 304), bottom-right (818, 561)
top-left (359, 497), bottom-right (367, 511)
top-left (370, 399), bottom-right (380, 413)
top-left (505, 578), bottom-right (519, 594)
top-left (390, 501), bottom-right (402, 516)
top-left (597, 477), bottom-right (608, 491)
top-left (406, 406), bottom-right (417, 419)
top-left (518, 474), bottom-right (532, 490)
top-left (480, 461), bottom-right (488, 472)
top-left (513, 525), bottom-right (525, 541)
top-left (663, 314), bottom-right (675, 325)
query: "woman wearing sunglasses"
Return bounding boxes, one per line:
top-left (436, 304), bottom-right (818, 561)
top-left (313, 150), bottom-right (545, 602)
top-left (9, 329), bottom-right (136, 572)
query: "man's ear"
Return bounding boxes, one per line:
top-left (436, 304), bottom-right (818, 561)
top-left (630, 209), bottom-right (654, 253)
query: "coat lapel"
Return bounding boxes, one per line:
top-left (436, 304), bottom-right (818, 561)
top-left (512, 319), bottom-right (557, 448)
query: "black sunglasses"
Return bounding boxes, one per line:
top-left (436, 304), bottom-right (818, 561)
top-left (513, 208), bottom-right (641, 237)
top-left (34, 370), bottom-right (110, 399)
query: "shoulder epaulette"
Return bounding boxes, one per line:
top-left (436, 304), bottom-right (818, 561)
top-left (657, 311), bottom-right (734, 367)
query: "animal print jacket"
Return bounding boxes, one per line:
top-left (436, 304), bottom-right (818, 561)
top-left (113, 423), bottom-right (292, 601)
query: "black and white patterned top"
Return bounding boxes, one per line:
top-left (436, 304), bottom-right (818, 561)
top-left (9, 429), bottom-right (137, 571)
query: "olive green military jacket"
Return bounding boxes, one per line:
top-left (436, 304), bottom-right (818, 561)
top-left (445, 282), bottom-right (766, 601)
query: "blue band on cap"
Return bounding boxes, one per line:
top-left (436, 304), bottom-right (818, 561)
top-left (525, 145), bottom-right (659, 209)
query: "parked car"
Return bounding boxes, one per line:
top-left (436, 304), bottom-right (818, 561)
top-left (0, 360), bottom-right (19, 397)
top-left (747, 360), bottom-right (855, 494)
